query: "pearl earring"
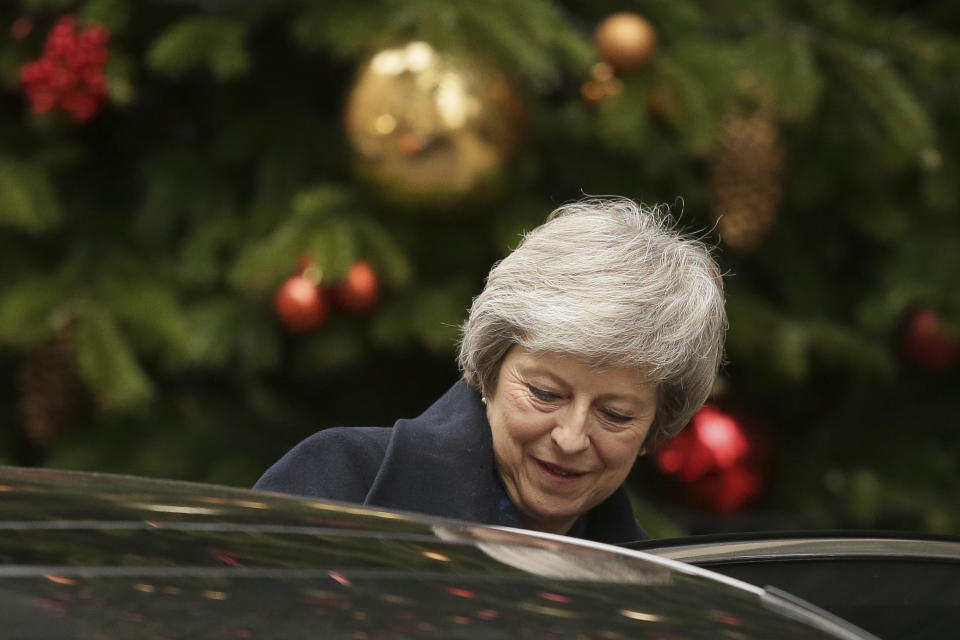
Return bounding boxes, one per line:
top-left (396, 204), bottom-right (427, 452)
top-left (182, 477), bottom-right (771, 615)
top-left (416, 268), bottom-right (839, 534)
top-left (481, 396), bottom-right (487, 406)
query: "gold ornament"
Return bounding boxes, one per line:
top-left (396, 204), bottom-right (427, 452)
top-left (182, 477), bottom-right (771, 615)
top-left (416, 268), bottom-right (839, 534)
top-left (344, 42), bottom-right (524, 209)
top-left (594, 12), bottom-right (657, 74)
top-left (709, 108), bottom-right (785, 252)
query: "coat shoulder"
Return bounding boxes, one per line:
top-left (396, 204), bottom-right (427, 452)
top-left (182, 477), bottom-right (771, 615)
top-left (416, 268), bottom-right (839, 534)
top-left (253, 426), bottom-right (391, 502)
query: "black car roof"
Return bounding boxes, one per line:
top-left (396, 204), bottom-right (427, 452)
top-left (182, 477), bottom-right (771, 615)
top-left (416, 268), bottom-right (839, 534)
top-left (0, 467), bottom-right (877, 639)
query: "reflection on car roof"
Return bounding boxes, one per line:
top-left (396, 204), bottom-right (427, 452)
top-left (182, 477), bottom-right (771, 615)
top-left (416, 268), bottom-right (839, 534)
top-left (0, 466), bottom-right (878, 639)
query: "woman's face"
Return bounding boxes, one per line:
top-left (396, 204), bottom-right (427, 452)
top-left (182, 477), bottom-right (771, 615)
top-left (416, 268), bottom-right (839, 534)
top-left (485, 346), bottom-right (657, 535)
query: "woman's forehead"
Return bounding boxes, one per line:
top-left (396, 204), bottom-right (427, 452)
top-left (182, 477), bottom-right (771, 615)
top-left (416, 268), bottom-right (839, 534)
top-left (504, 347), bottom-right (657, 394)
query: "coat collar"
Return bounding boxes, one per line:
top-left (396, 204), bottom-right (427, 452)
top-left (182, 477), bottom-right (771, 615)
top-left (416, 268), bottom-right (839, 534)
top-left (365, 381), bottom-right (496, 523)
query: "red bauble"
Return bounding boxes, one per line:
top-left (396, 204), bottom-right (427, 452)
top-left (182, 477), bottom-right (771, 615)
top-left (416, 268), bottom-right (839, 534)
top-left (899, 308), bottom-right (959, 370)
top-left (274, 275), bottom-right (328, 333)
top-left (655, 404), bottom-right (770, 515)
top-left (334, 262), bottom-right (380, 313)
top-left (19, 16), bottom-right (110, 123)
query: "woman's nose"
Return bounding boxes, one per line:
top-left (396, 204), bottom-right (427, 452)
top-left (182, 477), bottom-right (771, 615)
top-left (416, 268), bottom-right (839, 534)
top-left (550, 407), bottom-right (591, 453)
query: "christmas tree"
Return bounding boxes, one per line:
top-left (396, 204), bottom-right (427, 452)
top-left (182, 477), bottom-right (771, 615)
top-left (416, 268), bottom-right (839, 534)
top-left (1, 0), bottom-right (958, 536)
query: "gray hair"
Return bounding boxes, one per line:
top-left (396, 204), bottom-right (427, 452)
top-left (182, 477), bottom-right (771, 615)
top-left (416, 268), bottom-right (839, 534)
top-left (458, 197), bottom-right (726, 450)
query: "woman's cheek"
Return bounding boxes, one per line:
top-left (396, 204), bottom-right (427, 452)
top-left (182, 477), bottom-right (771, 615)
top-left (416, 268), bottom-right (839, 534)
top-left (597, 432), bottom-right (642, 465)
top-left (511, 406), bottom-right (549, 441)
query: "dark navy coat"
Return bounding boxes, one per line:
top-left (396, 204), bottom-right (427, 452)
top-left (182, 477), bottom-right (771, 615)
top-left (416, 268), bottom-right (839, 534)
top-left (255, 381), bottom-right (647, 544)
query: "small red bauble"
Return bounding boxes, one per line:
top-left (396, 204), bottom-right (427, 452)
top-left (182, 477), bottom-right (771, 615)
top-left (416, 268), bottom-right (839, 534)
top-left (335, 262), bottom-right (380, 313)
top-left (19, 16), bottom-right (110, 123)
top-left (274, 275), bottom-right (328, 333)
top-left (900, 308), bottom-right (959, 370)
top-left (655, 404), bottom-right (770, 515)
top-left (11, 18), bottom-right (33, 40)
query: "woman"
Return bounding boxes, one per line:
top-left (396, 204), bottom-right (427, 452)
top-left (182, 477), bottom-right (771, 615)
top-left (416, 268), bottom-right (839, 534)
top-left (255, 197), bottom-right (726, 543)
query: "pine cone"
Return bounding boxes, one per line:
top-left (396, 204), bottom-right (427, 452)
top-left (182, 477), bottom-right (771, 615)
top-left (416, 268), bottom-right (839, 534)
top-left (709, 109), bottom-right (785, 252)
top-left (17, 331), bottom-right (86, 446)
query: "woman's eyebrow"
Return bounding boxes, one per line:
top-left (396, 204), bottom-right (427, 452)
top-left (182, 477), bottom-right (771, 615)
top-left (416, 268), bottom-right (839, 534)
top-left (518, 365), bottom-right (569, 387)
top-left (596, 393), bottom-right (650, 409)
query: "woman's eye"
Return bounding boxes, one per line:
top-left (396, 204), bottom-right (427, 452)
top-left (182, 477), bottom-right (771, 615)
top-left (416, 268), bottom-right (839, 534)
top-left (527, 385), bottom-right (560, 402)
top-left (602, 410), bottom-right (633, 424)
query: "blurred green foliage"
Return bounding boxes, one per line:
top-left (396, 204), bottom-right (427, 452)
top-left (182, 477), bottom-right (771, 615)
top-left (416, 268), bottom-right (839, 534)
top-left (1, 0), bottom-right (958, 535)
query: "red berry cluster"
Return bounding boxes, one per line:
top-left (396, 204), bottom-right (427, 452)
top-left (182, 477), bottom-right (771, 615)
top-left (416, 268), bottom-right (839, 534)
top-left (19, 16), bottom-right (110, 123)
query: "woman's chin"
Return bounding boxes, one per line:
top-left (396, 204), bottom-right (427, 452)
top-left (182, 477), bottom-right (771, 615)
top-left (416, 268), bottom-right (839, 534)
top-left (517, 495), bottom-right (584, 534)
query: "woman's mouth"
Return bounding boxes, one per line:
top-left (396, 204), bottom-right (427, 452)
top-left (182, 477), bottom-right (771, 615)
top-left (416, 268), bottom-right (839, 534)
top-left (536, 459), bottom-right (587, 481)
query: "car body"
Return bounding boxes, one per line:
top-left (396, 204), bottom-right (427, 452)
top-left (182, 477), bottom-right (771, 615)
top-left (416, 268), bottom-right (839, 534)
top-left (0, 466), bottom-right (879, 639)
top-left (629, 532), bottom-right (960, 640)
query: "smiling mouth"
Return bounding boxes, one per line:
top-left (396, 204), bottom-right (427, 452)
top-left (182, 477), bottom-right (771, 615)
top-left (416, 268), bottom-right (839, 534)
top-left (536, 460), bottom-right (587, 478)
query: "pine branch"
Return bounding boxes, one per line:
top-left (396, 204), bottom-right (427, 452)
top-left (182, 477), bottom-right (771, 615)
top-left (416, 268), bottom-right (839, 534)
top-left (0, 157), bottom-right (62, 234)
top-left (147, 15), bottom-right (251, 80)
